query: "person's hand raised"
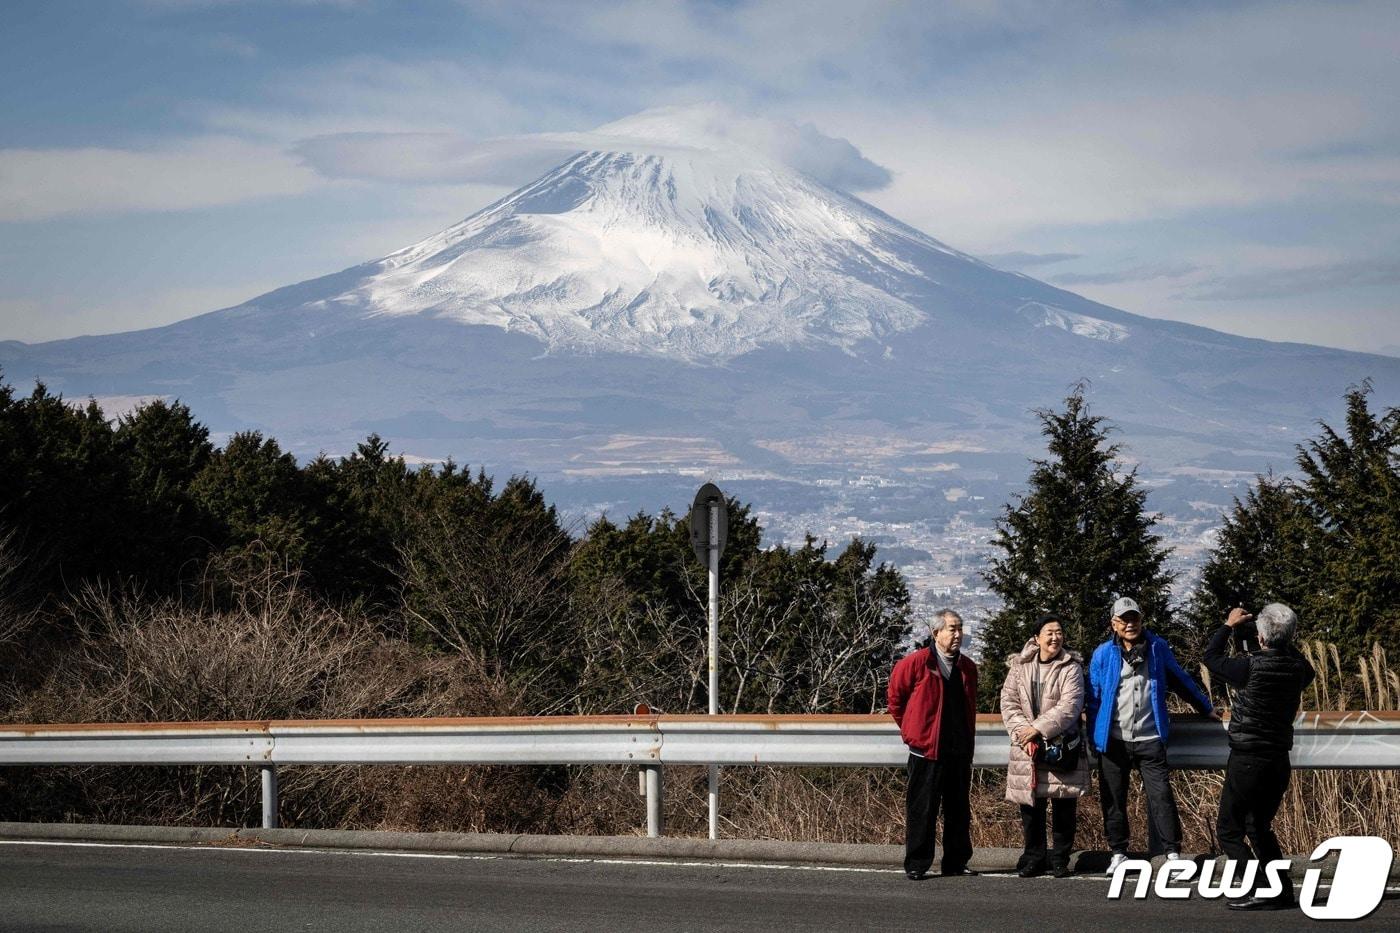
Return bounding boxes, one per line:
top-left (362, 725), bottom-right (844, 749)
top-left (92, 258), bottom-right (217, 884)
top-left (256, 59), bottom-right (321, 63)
top-left (1226, 607), bottom-right (1254, 627)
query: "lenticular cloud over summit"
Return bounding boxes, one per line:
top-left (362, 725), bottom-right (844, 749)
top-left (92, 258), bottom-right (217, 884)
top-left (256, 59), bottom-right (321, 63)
top-left (579, 105), bottom-right (895, 192)
top-left (294, 104), bottom-right (894, 192)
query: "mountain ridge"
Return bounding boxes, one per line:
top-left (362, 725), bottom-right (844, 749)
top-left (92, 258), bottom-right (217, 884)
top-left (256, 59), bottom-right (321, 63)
top-left (2, 107), bottom-right (1398, 494)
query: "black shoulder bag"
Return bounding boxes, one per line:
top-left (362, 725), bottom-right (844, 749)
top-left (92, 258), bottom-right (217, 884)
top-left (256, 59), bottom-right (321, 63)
top-left (1032, 662), bottom-right (1082, 772)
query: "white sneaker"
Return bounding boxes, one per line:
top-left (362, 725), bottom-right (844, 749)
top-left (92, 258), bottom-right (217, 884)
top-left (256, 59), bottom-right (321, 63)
top-left (1165, 851), bottom-right (1183, 861)
top-left (1106, 852), bottom-right (1128, 876)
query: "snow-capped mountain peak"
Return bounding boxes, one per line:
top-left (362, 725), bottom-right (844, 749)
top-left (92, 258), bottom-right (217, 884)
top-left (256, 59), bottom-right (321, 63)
top-left (7, 105), bottom-right (1399, 505)
top-left (315, 109), bottom-right (987, 361)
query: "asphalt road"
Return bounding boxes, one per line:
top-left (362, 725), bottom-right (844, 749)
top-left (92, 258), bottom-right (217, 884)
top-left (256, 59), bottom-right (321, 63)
top-left (0, 841), bottom-right (1395, 932)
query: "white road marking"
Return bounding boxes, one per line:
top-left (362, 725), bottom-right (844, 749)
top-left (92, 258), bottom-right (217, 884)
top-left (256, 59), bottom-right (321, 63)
top-left (1, 840), bottom-right (1395, 891)
top-left (0, 839), bottom-right (929, 874)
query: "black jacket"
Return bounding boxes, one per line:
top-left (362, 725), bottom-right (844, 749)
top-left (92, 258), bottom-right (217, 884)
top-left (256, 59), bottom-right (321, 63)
top-left (1205, 623), bottom-right (1316, 754)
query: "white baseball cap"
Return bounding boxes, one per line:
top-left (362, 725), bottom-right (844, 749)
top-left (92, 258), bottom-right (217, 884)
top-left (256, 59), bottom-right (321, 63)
top-left (1112, 596), bottom-right (1142, 618)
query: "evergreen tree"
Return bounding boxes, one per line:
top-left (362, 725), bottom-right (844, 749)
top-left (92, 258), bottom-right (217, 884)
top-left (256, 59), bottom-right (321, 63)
top-left (1189, 385), bottom-right (1400, 659)
top-left (190, 431), bottom-right (311, 564)
top-left (1294, 384), bottom-right (1400, 655)
top-left (0, 381), bottom-right (128, 601)
top-left (978, 387), bottom-right (1176, 709)
top-left (301, 434), bottom-right (420, 605)
top-left (568, 498), bottom-right (763, 620)
top-left (1181, 474), bottom-right (1317, 645)
top-left (112, 399), bottom-right (215, 587)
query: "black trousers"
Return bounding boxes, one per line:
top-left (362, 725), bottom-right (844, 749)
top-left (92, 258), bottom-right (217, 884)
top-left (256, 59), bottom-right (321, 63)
top-left (1097, 737), bottom-right (1181, 855)
top-left (1019, 797), bottom-right (1077, 869)
top-left (904, 752), bottom-right (973, 875)
top-left (1217, 750), bottom-right (1293, 899)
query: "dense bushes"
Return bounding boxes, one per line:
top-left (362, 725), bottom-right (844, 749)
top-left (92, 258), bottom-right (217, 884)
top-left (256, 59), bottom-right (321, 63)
top-left (0, 372), bottom-right (911, 723)
top-left (1185, 384), bottom-right (1400, 659)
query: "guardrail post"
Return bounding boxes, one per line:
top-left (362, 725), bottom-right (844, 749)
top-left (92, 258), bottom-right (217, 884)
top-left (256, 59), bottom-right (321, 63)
top-left (260, 764), bottom-right (279, 829)
top-left (644, 764), bottom-right (664, 838)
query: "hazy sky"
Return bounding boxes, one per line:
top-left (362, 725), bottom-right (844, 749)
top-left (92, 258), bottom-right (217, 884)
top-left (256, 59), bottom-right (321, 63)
top-left (2, 0), bottom-right (1398, 355)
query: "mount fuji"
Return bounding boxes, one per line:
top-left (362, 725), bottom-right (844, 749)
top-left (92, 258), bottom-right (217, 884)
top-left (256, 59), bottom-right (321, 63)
top-left (4, 106), bottom-right (1399, 549)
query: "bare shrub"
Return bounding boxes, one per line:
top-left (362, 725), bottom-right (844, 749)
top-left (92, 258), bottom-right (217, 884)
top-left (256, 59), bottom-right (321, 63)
top-left (0, 556), bottom-right (531, 829)
top-left (570, 560), bottom-right (905, 717)
top-left (0, 524), bottom-right (38, 651)
top-left (572, 578), bottom-right (706, 714)
top-left (397, 490), bottom-right (571, 680)
top-left (724, 569), bottom-right (899, 714)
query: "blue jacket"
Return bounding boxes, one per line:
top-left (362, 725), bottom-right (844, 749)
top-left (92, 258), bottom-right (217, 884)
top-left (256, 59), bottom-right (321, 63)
top-left (1086, 631), bottom-right (1213, 751)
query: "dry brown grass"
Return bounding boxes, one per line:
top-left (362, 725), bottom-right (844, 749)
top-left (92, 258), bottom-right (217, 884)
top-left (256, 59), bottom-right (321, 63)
top-left (1, 565), bottom-right (1395, 853)
top-left (0, 561), bottom-right (534, 829)
top-left (528, 639), bottom-right (1400, 850)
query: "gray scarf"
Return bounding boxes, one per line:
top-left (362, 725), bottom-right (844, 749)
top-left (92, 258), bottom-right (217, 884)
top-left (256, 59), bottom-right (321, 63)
top-left (934, 648), bottom-right (959, 679)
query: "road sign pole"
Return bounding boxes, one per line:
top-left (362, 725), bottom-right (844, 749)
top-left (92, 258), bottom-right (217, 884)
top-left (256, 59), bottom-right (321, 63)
top-left (688, 483), bottom-right (727, 842)
top-left (707, 501), bottom-right (719, 840)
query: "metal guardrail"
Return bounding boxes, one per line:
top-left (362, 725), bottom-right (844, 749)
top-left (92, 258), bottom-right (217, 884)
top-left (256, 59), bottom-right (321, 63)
top-left (1, 712), bottom-right (1396, 836)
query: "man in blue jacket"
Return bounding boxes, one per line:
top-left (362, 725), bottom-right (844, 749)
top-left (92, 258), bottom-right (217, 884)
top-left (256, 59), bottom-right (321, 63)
top-left (1087, 597), bottom-right (1218, 874)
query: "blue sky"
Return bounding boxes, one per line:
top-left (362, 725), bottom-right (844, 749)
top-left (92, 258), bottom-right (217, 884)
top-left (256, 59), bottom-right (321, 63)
top-left (2, 0), bottom-right (1398, 354)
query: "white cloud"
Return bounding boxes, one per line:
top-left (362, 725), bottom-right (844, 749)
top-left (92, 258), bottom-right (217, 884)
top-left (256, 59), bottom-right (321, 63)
top-left (979, 251), bottom-right (1081, 269)
top-left (1052, 263), bottom-right (1199, 287)
top-left (293, 133), bottom-right (580, 186)
top-left (591, 104), bottom-right (892, 191)
top-left (1183, 258), bottom-right (1400, 301)
top-left (828, 2), bottom-right (1397, 244)
top-left (455, 1), bottom-right (1397, 244)
top-left (135, 0), bottom-right (366, 8)
top-left (202, 55), bottom-right (605, 144)
top-left (205, 33), bottom-right (259, 58)
top-left (291, 104), bottom-right (893, 192)
top-left (539, 0), bottom-right (1064, 93)
top-left (0, 137), bottom-right (319, 222)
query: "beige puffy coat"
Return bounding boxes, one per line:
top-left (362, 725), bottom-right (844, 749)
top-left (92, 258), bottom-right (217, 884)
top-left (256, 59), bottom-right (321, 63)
top-left (1000, 639), bottom-right (1089, 805)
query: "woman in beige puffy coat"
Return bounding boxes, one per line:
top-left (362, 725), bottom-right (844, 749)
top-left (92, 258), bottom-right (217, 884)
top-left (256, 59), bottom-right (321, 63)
top-left (1000, 613), bottom-right (1089, 877)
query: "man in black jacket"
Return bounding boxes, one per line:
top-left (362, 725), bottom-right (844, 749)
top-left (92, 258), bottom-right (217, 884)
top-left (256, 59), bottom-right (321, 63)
top-left (1204, 603), bottom-right (1316, 912)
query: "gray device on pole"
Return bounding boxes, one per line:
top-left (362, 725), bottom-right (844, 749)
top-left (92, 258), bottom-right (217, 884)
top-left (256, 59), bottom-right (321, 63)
top-left (688, 483), bottom-right (728, 563)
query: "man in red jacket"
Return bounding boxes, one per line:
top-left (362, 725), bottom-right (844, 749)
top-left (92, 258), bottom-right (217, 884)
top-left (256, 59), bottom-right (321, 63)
top-left (887, 608), bottom-right (979, 880)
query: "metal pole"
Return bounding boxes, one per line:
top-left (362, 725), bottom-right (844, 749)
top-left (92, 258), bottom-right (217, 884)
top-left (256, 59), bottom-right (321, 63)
top-left (260, 764), bottom-right (279, 829)
top-left (645, 764), bottom-right (664, 838)
top-left (708, 501), bottom-right (719, 840)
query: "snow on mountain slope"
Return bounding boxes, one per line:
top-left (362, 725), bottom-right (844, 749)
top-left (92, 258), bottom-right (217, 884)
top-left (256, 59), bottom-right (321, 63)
top-left (1018, 302), bottom-right (1129, 342)
top-left (319, 107), bottom-right (986, 360)
top-left (3, 104), bottom-right (1399, 483)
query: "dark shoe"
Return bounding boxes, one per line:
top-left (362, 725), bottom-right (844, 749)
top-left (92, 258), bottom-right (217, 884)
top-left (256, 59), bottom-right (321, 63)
top-left (940, 867), bottom-right (979, 876)
top-left (905, 870), bottom-right (929, 881)
top-left (1051, 864), bottom-right (1073, 878)
top-left (1018, 864), bottom-right (1045, 878)
top-left (1227, 896), bottom-right (1294, 911)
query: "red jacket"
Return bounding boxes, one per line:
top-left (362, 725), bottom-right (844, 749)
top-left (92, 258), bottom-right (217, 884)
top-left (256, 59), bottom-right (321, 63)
top-left (887, 648), bottom-right (979, 758)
